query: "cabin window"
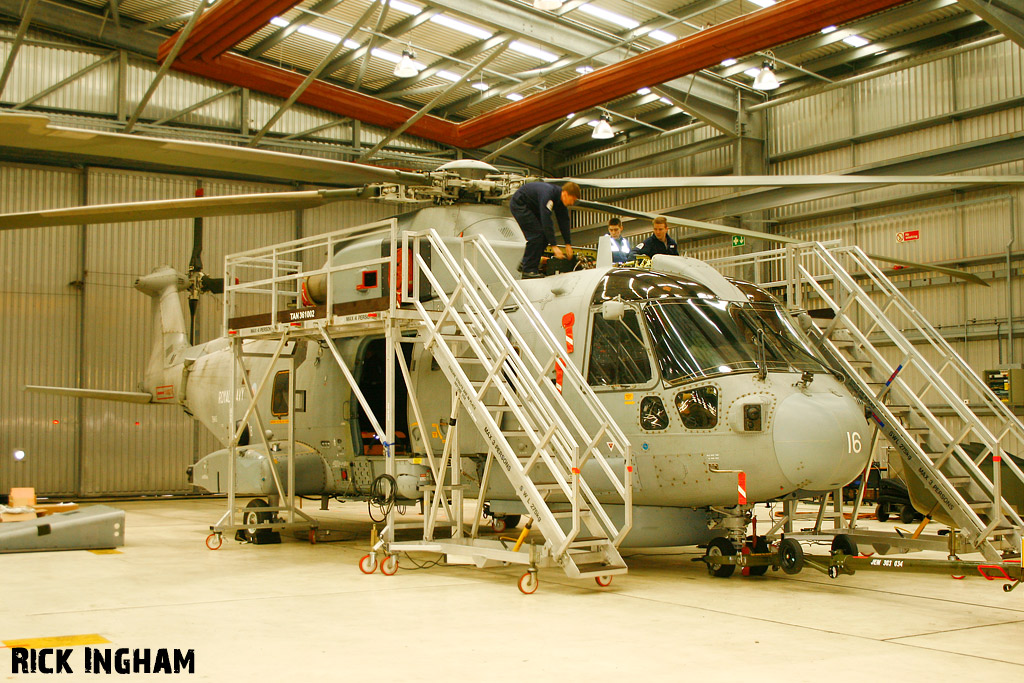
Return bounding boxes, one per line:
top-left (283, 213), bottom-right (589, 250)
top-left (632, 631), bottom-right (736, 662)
top-left (271, 371), bottom-right (290, 416)
top-left (675, 386), bottom-right (718, 430)
top-left (587, 309), bottom-right (652, 387)
top-left (639, 396), bottom-right (669, 431)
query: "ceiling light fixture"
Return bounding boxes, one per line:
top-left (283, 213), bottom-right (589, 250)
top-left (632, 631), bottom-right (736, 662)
top-left (752, 51), bottom-right (780, 91)
top-left (394, 48), bottom-right (419, 78)
top-left (592, 114), bottom-right (614, 139)
top-left (534, 0), bottom-right (563, 10)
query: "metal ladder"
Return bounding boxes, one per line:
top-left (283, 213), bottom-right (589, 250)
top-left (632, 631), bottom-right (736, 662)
top-left (401, 229), bottom-right (633, 579)
top-left (788, 242), bottom-right (1024, 561)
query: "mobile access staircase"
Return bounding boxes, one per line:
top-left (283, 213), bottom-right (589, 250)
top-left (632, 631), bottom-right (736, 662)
top-left (711, 242), bottom-right (1024, 564)
top-left (219, 219), bottom-right (632, 589)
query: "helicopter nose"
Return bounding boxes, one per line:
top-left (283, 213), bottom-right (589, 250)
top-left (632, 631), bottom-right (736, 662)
top-left (773, 390), bottom-right (868, 491)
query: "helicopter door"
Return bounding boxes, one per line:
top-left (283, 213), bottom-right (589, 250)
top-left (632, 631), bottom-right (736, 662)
top-left (353, 338), bottom-right (412, 456)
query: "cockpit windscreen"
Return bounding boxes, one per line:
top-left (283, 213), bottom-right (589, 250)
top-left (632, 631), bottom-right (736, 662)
top-left (643, 299), bottom-right (823, 385)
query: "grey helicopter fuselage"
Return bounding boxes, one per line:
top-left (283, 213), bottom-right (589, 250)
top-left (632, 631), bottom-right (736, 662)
top-left (136, 204), bottom-right (869, 547)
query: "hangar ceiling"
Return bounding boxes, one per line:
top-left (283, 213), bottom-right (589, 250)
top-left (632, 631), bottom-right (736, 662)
top-left (0, 0), bottom-right (1011, 167)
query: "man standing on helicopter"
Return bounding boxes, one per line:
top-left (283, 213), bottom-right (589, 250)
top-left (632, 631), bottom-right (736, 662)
top-left (510, 181), bottom-right (580, 278)
top-left (631, 215), bottom-right (679, 259)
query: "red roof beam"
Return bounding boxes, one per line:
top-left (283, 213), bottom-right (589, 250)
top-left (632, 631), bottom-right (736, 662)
top-left (457, 0), bottom-right (911, 147)
top-left (159, 0), bottom-right (303, 63)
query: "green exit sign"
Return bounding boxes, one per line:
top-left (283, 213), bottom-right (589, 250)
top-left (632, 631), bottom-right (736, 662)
top-left (732, 235), bottom-right (745, 247)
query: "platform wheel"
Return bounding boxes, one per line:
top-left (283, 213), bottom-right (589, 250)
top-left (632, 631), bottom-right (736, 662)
top-left (381, 554), bottom-right (399, 576)
top-left (899, 504), bottom-right (918, 525)
top-left (705, 537), bottom-right (737, 578)
top-left (518, 571), bottom-right (539, 595)
top-left (595, 575), bottom-right (613, 587)
top-left (778, 538), bottom-right (804, 575)
top-left (359, 553), bottom-right (378, 575)
top-left (743, 536), bottom-right (770, 577)
top-left (205, 533), bottom-right (223, 551)
top-left (491, 517), bottom-right (508, 533)
top-left (831, 534), bottom-right (859, 558)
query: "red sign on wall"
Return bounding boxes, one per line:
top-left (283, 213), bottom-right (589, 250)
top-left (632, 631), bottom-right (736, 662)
top-left (896, 230), bottom-right (920, 243)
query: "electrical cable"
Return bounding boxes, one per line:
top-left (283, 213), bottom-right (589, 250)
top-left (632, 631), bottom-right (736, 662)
top-left (367, 473), bottom-right (397, 523)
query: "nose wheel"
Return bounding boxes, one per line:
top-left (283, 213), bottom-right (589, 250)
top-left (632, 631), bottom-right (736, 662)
top-left (704, 537), bottom-right (738, 578)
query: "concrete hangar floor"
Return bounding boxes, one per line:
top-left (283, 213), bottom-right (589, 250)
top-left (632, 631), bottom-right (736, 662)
top-left (1, 498), bottom-right (1022, 681)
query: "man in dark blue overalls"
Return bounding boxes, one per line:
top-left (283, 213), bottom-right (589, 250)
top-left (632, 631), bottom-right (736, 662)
top-left (509, 181), bottom-right (580, 278)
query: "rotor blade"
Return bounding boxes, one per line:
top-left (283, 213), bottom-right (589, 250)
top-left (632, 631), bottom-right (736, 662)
top-left (576, 199), bottom-right (801, 245)
top-left (0, 113), bottom-right (428, 187)
top-left (551, 174), bottom-right (1024, 189)
top-left (25, 385), bottom-right (153, 404)
top-left (578, 200), bottom-right (988, 287)
top-left (865, 253), bottom-right (988, 287)
top-left (200, 275), bottom-right (225, 294)
top-left (189, 188), bottom-right (204, 274)
top-left (188, 297), bottom-right (198, 347)
top-left (0, 187), bottom-right (378, 230)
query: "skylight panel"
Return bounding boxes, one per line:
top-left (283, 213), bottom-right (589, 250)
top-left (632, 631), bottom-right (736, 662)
top-left (744, 67), bottom-right (761, 78)
top-left (472, 82), bottom-right (490, 91)
top-left (435, 69), bottom-right (461, 81)
top-left (578, 4), bottom-right (640, 29)
top-left (505, 93), bottom-right (524, 101)
top-left (636, 87), bottom-right (651, 95)
top-left (748, 0), bottom-right (776, 7)
top-left (658, 97), bottom-right (672, 105)
top-left (648, 30), bottom-right (676, 44)
top-left (576, 65), bottom-right (595, 74)
top-left (821, 25), bottom-right (838, 34)
top-left (720, 58), bottom-right (737, 67)
top-left (388, 0), bottom-right (421, 14)
top-left (431, 14), bottom-right (493, 40)
top-left (510, 41), bottom-right (558, 62)
top-left (842, 34), bottom-right (870, 47)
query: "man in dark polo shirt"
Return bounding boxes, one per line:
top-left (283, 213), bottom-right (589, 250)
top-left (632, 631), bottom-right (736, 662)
top-left (631, 215), bottom-right (678, 259)
top-left (510, 181), bottom-right (580, 278)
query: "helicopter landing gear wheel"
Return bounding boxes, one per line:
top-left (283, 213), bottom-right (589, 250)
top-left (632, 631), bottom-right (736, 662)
top-left (595, 575), bottom-right (613, 587)
top-left (518, 571), bottom-right (539, 594)
top-left (742, 536), bottom-right (770, 577)
top-left (380, 554), bottom-right (399, 576)
top-left (205, 533), bottom-right (222, 550)
top-left (705, 537), bottom-right (737, 578)
top-left (359, 553), bottom-right (378, 575)
top-left (778, 538), bottom-right (804, 575)
top-left (239, 498), bottom-right (271, 543)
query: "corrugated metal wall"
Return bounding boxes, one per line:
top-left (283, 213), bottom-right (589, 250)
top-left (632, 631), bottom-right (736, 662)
top-left (0, 161), bottom-right (404, 496)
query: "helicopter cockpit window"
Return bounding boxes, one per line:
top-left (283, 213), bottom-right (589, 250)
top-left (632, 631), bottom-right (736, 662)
top-left (675, 386), bottom-right (718, 430)
top-left (640, 395), bottom-right (669, 431)
top-left (644, 299), bottom-right (825, 385)
top-left (587, 309), bottom-right (652, 387)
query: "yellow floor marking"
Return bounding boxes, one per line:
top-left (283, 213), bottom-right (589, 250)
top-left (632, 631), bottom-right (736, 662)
top-left (3, 634), bottom-right (110, 649)
top-left (88, 549), bottom-right (122, 554)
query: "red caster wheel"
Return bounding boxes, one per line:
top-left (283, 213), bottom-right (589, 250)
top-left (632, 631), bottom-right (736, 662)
top-left (595, 575), bottom-right (613, 587)
top-left (381, 554), bottom-right (399, 576)
top-left (518, 571), bottom-right (539, 594)
top-left (205, 533), bottom-right (223, 550)
top-left (359, 553), bottom-right (378, 574)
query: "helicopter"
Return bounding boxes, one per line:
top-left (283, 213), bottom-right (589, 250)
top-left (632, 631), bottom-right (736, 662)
top-left (5, 112), bottom-right (1019, 569)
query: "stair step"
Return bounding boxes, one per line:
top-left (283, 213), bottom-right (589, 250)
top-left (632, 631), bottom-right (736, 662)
top-left (831, 338), bottom-right (856, 348)
top-left (945, 475), bottom-right (972, 486)
top-left (569, 537), bottom-right (611, 548)
top-left (572, 562), bottom-right (627, 578)
top-left (905, 426), bottom-right (930, 434)
top-left (887, 405), bottom-right (911, 415)
top-left (967, 500), bottom-right (993, 511)
top-left (552, 509), bottom-right (591, 518)
top-left (846, 359), bottom-right (874, 368)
